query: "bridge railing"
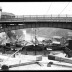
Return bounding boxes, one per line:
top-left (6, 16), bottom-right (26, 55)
top-left (15, 15), bottom-right (72, 20)
top-left (0, 14), bottom-right (72, 22)
top-left (15, 14), bottom-right (72, 18)
top-left (0, 18), bottom-right (72, 22)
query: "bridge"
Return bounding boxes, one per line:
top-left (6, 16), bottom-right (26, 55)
top-left (0, 15), bottom-right (72, 33)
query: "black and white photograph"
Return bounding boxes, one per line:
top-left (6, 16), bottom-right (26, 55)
top-left (0, 2), bottom-right (72, 70)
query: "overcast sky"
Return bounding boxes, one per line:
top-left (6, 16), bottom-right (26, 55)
top-left (0, 2), bottom-right (72, 16)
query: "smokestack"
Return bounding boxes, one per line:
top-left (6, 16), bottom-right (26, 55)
top-left (0, 7), bottom-right (2, 19)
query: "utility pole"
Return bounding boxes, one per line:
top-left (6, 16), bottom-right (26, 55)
top-left (35, 28), bottom-right (36, 55)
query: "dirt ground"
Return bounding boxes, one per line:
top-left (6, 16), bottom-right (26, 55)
top-left (0, 49), bottom-right (72, 70)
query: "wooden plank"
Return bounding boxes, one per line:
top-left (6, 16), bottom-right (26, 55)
top-left (9, 61), bottom-right (37, 68)
top-left (47, 62), bottom-right (72, 68)
top-left (48, 55), bottom-right (72, 64)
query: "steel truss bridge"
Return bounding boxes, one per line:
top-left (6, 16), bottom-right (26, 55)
top-left (0, 15), bottom-right (72, 32)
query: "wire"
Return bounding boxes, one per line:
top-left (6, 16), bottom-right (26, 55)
top-left (59, 2), bottom-right (70, 15)
top-left (45, 2), bottom-right (52, 15)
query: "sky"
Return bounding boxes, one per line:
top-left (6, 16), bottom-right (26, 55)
top-left (0, 2), bottom-right (72, 16)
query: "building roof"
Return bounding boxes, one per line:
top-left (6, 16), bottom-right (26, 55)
top-left (1, 12), bottom-right (15, 16)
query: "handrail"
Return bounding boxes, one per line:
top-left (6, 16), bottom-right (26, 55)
top-left (0, 15), bottom-right (72, 22)
top-left (15, 14), bottom-right (72, 18)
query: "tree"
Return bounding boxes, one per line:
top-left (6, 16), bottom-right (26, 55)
top-left (6, 30), bottom-right (17, 43)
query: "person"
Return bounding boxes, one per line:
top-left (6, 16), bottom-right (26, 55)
top-left (2, 46), bottom-right (5, 54)
top-left (1, 65), bottom-right (9, 71)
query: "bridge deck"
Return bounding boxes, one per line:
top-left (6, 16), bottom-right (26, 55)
top-left (0, 16), bottom-right (72, 33)
top-left (0, 16), bottom-right (72, 23)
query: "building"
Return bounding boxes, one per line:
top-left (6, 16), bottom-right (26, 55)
top-left (0, 7), bottom-right (15, 19)
top-left (1, 12), bottom-right (15, 19)
top-left (0, 7), bottom-right (2, 19)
